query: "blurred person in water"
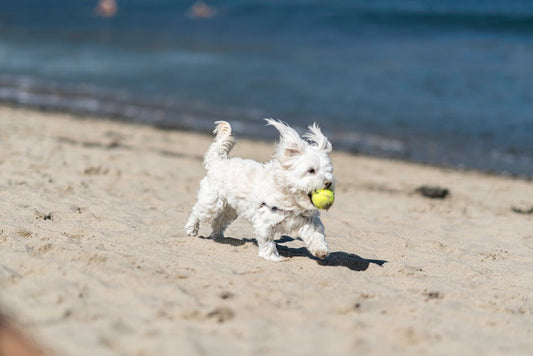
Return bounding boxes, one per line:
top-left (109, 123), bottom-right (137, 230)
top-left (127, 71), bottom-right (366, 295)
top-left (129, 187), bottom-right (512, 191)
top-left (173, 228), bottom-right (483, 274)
top-left (95, 0), bottom-right (117, 18)
top-left (187, 1), bottom-right (216, 18)
top-left (95, 0), bottom-right (216, 19)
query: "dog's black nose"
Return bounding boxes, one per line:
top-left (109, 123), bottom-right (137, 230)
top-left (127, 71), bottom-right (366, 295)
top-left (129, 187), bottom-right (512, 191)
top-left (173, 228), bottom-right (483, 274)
top-left (324, 180), bottom-right (332, 188)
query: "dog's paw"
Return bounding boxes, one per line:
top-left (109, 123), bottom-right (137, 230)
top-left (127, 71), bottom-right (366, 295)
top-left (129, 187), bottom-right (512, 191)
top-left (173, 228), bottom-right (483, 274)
top-left (257, 240), bottom-right (284, 261)
top-left (258, 246), bottom-right (284, 261)
top-left (185, 222), bottom-right (199, 237)
top-left (308, 241), bottom-right (329, 260)
top-left (259, 252), bottom-right (285, 262)
top-left (311, 248), bottom-right (329, 260)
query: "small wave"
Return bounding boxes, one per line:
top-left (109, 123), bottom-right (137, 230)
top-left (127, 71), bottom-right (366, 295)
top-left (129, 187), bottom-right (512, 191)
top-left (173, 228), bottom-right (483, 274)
top-left (354, 10), bottom-right (533, 32)
top-left (226, 2), bottom-right (533, 33)
top-left (333, 131), bottom-right (406, 156)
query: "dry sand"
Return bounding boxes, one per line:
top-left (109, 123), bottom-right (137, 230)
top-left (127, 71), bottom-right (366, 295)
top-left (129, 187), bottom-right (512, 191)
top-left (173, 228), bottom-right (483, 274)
top-left (0, 105), bottom-right (532, 355)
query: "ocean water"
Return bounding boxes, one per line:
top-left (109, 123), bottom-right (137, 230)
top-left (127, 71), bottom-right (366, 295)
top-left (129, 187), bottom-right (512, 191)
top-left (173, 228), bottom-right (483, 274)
top-left (0, 0), bottom-right (532, 176)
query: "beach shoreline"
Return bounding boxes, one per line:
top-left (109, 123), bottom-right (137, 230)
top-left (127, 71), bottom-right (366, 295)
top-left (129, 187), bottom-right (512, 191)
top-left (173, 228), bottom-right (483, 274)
top-left (0, 105), bottom-right (532, 355)
top-left (1, 100), bottom-right (531, 181)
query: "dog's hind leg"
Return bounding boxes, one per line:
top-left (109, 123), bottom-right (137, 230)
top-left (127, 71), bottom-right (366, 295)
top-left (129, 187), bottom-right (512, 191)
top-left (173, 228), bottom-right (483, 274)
top-left (185, 205), bottom-right (201, 237)
top-left (185, 213), bottom-right (200, 237)
top-left (185, 177), bottom-right (221, 237)
top-left (210, 206), bottom-right (237, 239)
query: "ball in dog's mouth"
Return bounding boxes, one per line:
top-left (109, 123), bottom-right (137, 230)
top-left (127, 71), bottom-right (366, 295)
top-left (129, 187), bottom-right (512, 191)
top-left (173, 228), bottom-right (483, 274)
top-left (309, 189), bottom-right (335, 210)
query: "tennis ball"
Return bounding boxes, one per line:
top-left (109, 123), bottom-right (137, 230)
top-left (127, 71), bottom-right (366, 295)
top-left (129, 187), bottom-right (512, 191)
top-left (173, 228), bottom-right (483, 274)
top-left (311, 189), bottom-right (335, 210)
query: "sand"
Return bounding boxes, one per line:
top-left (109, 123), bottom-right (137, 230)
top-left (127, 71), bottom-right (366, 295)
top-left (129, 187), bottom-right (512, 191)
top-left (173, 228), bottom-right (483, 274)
top-left (0, 105), bottom-right (532, 355)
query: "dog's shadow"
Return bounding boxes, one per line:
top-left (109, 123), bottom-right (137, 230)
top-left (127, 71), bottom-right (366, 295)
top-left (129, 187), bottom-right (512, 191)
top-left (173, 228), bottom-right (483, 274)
top-left (198, 235), bottom-right (387, 271)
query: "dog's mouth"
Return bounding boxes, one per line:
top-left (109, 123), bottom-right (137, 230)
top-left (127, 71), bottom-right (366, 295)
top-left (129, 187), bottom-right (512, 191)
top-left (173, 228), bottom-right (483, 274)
top-left (307, 191), bottom-right (321, 209)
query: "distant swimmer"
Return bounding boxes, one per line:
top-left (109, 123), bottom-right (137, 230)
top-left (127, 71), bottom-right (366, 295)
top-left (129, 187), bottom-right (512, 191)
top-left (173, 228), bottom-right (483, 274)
top-left (187, 1), bottom-right (216, 19)
top-left (95, 0), bottom-right (118, 18)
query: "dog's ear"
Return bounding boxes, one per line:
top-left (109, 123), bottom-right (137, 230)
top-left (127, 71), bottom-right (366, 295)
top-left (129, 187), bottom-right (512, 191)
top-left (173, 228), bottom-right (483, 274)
top-left (303, 123), bottom-right (332, 153)
top-left (265, 118), bottom-right (307, 162)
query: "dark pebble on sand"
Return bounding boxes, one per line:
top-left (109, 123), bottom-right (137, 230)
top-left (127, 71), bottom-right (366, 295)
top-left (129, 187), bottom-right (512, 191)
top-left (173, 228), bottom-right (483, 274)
top-left (511, 206), bottom-right (533, 215)
top-left (415, 186), bottom-right (450, 199)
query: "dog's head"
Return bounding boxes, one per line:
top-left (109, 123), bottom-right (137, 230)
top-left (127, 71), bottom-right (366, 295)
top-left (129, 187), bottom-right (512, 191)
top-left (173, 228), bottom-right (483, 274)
top-left (266, 119), bottom-right (336, 211)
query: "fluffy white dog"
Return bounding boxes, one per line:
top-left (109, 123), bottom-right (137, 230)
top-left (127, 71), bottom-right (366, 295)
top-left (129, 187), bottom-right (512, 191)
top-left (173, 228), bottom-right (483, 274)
top-left (185, 119), bottom-right (335, 261)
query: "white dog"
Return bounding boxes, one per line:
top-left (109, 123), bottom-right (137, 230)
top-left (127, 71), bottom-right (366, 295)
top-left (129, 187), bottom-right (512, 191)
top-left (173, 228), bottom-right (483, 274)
top-left (185, 119), bottom-right (335, 261)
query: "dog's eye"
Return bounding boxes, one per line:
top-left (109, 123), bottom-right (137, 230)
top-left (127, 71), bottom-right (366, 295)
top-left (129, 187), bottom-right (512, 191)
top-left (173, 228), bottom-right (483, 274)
top-left (308, 168), bottom-right (316, 174)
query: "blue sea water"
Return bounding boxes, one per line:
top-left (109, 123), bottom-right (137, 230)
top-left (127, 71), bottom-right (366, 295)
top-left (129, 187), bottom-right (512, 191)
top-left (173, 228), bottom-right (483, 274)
top-left (0, 0), bottom-right (532, 176)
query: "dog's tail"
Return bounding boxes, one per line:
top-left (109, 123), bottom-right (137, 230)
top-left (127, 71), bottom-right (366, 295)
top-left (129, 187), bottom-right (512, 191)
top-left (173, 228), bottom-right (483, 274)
top-left (203, 121), bottom-right (235, 170)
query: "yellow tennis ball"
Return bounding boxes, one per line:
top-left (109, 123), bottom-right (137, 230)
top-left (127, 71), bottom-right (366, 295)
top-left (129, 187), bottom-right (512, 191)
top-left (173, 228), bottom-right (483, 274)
top-left (311, 189), bottom-right (335, 210)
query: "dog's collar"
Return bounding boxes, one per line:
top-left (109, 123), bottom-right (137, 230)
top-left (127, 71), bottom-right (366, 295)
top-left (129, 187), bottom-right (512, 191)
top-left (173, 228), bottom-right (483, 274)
top-left (260, 202), bottom-right (316, 219)
top-left (260, 202), bottom-right (284, 213)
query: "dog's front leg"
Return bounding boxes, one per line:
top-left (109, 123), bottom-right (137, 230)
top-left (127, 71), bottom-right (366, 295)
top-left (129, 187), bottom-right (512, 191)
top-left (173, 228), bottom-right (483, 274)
top-left (253, 214), bottom-right (284, 262)
top-left (257, 234), bottom-right (283, 261)
top-left (298, 216), bottom-right (329, 259)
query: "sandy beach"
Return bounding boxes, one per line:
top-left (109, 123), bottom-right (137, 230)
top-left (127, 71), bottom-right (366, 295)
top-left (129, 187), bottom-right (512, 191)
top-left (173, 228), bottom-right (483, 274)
top-left (0, 105), bottom-right (532, 355)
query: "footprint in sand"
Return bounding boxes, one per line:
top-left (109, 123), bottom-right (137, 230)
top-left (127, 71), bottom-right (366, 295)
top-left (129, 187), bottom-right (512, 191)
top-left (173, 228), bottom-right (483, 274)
top-left (15, 229), bottom-right (32, 238)
top-left (207, 307), bottom-right (234, 323)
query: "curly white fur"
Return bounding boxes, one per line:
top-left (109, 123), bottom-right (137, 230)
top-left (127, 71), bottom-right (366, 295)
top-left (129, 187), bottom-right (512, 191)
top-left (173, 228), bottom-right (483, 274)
top-left (185, 119), bottom-right (336, 261)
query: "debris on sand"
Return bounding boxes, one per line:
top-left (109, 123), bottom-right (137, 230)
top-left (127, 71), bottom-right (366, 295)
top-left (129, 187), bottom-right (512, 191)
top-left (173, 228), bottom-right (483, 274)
top-left (415, 186), bottom-right (450, 199)
top-left (511, 205), bottom-right (533, 215)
